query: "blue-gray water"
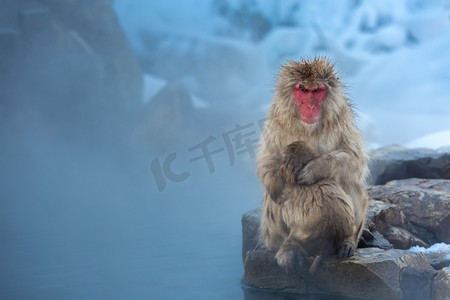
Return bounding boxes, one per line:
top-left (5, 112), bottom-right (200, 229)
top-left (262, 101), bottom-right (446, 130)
top-left (0, 122), bottom-right (263, 299)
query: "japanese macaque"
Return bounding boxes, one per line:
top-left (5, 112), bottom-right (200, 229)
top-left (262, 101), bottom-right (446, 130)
top-left (276, 141), bottom-right (356, 273)
top-left (256, 57), bottom-right (369, 271)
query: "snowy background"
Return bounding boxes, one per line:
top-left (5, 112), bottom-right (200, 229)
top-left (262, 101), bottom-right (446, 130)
top-left (115, 0), bottom-right (450, 149)
top-left (1, 1), bottom-right (450, 300)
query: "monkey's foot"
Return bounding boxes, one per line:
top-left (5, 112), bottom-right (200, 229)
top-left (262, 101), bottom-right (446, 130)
top-left (337, 241), bottom-right (356, 258)
top-left (275, 248), bottom-right (297, 272)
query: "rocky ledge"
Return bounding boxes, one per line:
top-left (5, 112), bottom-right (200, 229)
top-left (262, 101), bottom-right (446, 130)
top-left (242, 179), bottom-right (450, 300)
top-left (368, 145), bottom-right (450, 185)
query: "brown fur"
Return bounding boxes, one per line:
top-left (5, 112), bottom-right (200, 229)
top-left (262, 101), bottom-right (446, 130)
top-left (276, 141), bottom-right (356, 273)
top-left (280, 141), bottom-right (318, 186)
top-left (256, 57), bottom-right (369, 271)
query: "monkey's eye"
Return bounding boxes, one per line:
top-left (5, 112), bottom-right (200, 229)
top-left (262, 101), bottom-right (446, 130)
top-left (313, 88), bottom-right (324, 93)
top-left (296, 84), bottom-right (307, 92)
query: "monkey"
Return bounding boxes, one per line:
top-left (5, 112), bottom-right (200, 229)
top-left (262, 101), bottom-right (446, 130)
top-left (256, 57), bottom-right (369, 271)
top-left (275, 141), bottom-right (356, 273)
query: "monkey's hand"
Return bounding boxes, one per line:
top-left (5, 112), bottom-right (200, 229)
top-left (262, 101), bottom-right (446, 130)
top-left (295, 155), bottom-right (332, 185)
top-left (267, 174), bottom-right (286, 204)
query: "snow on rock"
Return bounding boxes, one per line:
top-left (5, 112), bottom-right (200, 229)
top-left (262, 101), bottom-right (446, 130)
top-left (410, 243), bottom-right (450, 261)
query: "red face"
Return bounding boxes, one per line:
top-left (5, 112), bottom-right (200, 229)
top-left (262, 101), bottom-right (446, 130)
top-left (292, 82), bottom-right (327, 124)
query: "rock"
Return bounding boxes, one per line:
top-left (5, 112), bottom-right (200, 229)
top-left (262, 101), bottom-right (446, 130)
top-left (368, 145), bottom-right (450, 185)
top-left (138, 28), bottom-right (267, 106)
top-left (241, 209), bottom-right (439, 300)
top-left (242, 179), bottom-right (450, 298)
top-left (399, 261), bottom-right (437, 300)
top-left (366, 200), bottom-right (414, 233)
top-left (359, 229), bottom-right (393, 250)
top-left (0, 0), bottom-right (142, 143)
top-left (40, 0), bottom-right (142, 104)
top-left (132, 83), bottom-right (197, 152)
top-left (423, 252), bottom-right (450, 270)
top-left (391, 178), bottom-right (450, 193)
top-left (433, 267), bottom-right (450, 300)
top-left (243, 248), bottom-right (311, 292)
top-left (382, 226), bottom-right (428, 250)
top-left (242, 208), bottom-right (261, 262)
top-left (410, 243), bottom-right (450, 271)
top-left (365, 200), bottom-right (427, 249)
top-left (368, 179), bottom-right (450, 244)
top-left (243, 246), bottom-right (437, 300)
top-left (132, 82), bottom-right (231, 152)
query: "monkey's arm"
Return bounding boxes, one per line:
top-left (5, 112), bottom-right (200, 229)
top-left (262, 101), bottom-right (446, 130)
top-left (296, 147), bottom-right (367, 185)
top-left (256, 150), bottom-right (285, 204)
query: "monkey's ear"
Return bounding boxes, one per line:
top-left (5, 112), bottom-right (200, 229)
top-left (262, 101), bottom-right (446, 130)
top-left (280, 165), bottom-right (285, 178)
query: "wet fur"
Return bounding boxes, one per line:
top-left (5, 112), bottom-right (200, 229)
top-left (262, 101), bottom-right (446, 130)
top-left (256, 57), bottom-right (369, 271)
top-left (277, 141), bottom-right (355, 273)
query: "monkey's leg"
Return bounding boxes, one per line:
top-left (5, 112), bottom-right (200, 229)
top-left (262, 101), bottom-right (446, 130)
top-left (261, 197), bottom-right (287, 249)
top-left (275, 231), bottom-right (307, 272)
top-left (338, 220), bottom-right (365, 258)
top-left (275, 240), bottom-right (297, 272)
top-left (337, 239), bottom-right (356, 258)
top-left (338, 223), bottom-right (364, 258)
top-left (347, 187), bottom-right (368, 253)
top-left (337, 222), bottom-right (360, 258)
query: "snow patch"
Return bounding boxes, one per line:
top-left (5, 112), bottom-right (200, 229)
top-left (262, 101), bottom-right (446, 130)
top-left (409, 242), bottom-right (450, 261)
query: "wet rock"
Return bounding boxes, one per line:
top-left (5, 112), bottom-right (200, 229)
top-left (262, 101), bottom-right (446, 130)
top-left (399, 262), bottom-right (437, 300)
top-left (242, 208), bottom-right (261, 262)
top-left (368, 179), bottom-right (450, 244)
top-left (433, 267), bottom-right (450, 300)
top-left (243, 248), bottom-right (311, 293)
top-left (243, 178), bottom-right (450, 299)
top-left (243, 245), bottom-right (436, 299)
top-left (368, 145), bottom-right (450, 185)
top-left (241, 209), bottom-right (440, 299)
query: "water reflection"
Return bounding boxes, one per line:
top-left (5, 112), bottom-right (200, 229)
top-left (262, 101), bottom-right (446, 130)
top-left (243, 286), bottom-right (370, 300)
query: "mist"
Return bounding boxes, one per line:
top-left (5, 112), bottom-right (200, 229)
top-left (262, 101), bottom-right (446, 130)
top-left (1, 1), bottom-right (449, 299)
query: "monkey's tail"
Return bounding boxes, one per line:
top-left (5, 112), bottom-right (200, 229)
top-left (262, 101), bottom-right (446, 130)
top-left (309, 255), bottom-right (323, 275)
top-left (308, 240), bottom-right (332, 275)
